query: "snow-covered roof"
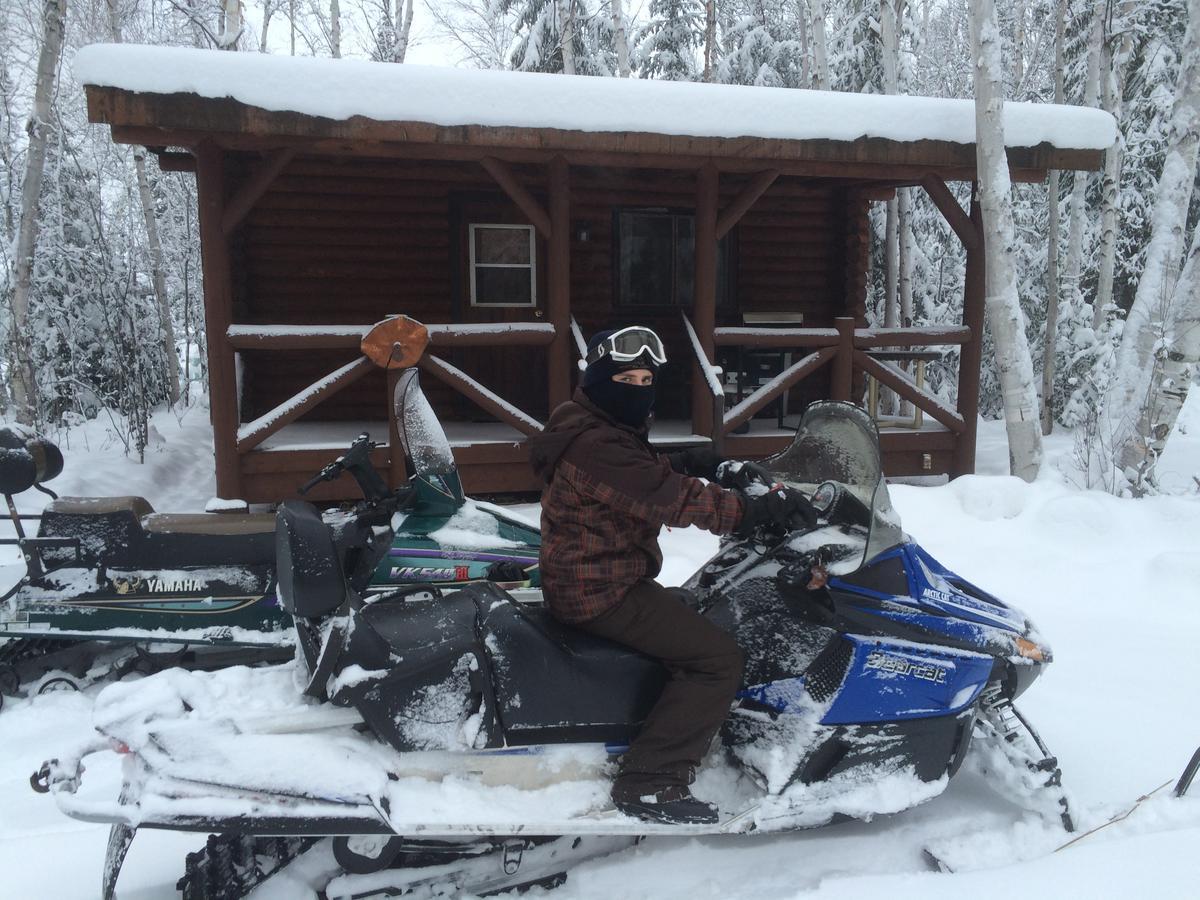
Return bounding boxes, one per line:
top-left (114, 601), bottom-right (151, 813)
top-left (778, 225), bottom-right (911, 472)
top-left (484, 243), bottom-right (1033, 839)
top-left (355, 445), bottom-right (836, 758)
top-left (74, 44), bottom-right (1116, 157)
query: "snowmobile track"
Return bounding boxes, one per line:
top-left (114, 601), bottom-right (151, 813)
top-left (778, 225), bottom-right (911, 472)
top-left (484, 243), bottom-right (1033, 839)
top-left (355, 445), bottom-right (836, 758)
top-left (177, 833), bottom-right (319, 900)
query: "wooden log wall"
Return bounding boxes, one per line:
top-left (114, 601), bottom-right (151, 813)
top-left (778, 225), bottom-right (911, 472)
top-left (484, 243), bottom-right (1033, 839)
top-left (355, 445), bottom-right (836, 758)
top-left (230, 154), bottom-right (853, 431)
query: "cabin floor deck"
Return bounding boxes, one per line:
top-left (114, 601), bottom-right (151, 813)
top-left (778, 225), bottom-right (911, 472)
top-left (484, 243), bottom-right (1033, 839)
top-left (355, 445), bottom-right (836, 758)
top-left (245, 416), bottom-right (955, 502)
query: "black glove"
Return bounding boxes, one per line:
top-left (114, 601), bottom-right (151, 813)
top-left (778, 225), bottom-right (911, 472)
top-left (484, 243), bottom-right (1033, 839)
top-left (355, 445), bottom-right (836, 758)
top-left (735, 485), bottom-right (820, 538)
top-left (666, 446), bottom-right (726, 480)
top-left (715, 460), bottom-right (775, 491)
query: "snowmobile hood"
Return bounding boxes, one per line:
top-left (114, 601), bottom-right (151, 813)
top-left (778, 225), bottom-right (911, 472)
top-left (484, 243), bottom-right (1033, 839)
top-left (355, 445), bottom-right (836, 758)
top-left (527, 390), bottom-right (647, 484)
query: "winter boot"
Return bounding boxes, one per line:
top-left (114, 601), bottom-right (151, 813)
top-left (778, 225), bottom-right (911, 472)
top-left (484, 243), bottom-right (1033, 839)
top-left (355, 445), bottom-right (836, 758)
top-left (611, 782), bottom-right (719, 825)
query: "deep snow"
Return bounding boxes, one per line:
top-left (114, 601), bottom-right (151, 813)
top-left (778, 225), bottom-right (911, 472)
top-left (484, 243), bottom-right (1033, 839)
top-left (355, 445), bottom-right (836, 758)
top-left (1, 412), bottom-right (1198, 898)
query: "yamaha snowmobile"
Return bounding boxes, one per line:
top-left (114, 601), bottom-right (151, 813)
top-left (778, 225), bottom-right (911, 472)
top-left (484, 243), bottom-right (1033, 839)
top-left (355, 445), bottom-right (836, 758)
top-left (0, 371), bottom-right (540, 709)
top-left (33, 401), bottom-right (1072, 899)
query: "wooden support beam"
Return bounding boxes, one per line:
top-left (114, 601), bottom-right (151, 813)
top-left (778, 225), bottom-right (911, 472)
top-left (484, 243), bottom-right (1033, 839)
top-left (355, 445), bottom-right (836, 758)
top-left (195, 142), bottom-right (241, 499)
top-left (831, 317), bottom-right (856, 401)
top-left (853, 325), bottom-right (972, 348)
top-left (480, 156), bottom-right (552, 237)
top-left (691, 165), bottom-right (719, 437)
top-left (226, 322), bottom-right (557, 351)
top-left (236, 356), bottom-right (375, 453)
top-left (920, 174), bottom-right (980, 252)
top-left (853, 350), bottom-right (966, 434)
top-left (418, 354), bottom-right (544, 436)
top-left (152, 149), bottom-right (196, 172)
top-left (954, 191), bottom-right (986, 475)
top-left (221, 147), bottom-right (297, 236)
top-left (716, 169), bottom-right (780, 240)
top-left (723, 349), bottom-right (839, 433)
top-left (714, 327), bottom-right (840, 348)
top-left (547, 157), bottom-right (571, 409)
top-left (106, 123), bottom-right (1066, 184)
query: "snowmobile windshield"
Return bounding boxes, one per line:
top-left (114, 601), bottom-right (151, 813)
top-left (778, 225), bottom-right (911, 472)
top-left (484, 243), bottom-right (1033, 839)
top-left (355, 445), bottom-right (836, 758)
top-left (758, 401), bottom-right (904, 571)
top-left (394, 370), bottom-right (456, 476)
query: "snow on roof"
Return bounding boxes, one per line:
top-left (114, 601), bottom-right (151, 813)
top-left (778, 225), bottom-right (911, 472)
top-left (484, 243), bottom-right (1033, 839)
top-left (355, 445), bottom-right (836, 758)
top-left (74, 44), bottom-right (1117, 152)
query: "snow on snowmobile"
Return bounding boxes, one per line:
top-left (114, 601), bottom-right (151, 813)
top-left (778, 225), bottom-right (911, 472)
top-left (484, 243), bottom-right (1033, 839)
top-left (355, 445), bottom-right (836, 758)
top-left (32, 401), bottom-right (1072, 899)
top-left (0, 371), bottom-right (539, 710)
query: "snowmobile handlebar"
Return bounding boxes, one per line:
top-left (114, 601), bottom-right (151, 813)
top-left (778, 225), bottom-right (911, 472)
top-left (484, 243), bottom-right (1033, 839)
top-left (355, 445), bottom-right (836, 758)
top-left (298, 434), bottom-right (391, 502)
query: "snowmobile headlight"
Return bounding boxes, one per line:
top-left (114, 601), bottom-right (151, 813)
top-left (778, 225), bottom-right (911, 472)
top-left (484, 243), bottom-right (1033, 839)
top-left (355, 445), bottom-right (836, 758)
top-left (1015, 636), bottom-right (1046, 662)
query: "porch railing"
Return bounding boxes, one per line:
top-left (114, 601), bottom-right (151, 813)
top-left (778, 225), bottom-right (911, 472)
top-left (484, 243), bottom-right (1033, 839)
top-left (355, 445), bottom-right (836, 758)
top-left (225, 319), bottom-right (554, 485)
top-left (688, 315), bottom-right (971, 450)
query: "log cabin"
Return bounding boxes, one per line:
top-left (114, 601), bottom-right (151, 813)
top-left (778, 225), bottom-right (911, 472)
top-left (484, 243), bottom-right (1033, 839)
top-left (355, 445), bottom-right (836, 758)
top-left (75, 44), bottom-right (1114, 502)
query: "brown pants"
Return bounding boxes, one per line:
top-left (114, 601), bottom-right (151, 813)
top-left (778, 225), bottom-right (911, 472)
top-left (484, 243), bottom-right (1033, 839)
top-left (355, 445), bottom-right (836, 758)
top-left (577, 579), bottom-right (743, 792)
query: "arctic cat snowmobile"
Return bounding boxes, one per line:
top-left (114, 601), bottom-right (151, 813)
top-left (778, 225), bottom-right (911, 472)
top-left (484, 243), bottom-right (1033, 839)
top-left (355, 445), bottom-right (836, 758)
top-left (34, 401), bottom-right (1073, 900)
top-left (0, 371), bottom-right (539, 710)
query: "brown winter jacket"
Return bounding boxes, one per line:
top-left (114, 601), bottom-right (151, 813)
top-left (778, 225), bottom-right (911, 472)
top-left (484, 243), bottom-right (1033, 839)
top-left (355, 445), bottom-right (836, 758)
top-left (526, 389), bottom-right (744, 624)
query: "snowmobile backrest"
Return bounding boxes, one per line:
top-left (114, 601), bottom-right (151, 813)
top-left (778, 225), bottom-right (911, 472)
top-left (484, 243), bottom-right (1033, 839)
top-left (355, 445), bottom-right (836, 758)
top-left (38, 496), bottom-right (154, 568)
top-left (275, 500), bottom-right (350, 619)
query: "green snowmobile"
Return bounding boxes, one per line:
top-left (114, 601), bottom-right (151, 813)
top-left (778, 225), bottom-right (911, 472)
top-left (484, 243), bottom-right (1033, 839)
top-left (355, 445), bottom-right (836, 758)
top-left (0, 370), bottom-right (540, 708)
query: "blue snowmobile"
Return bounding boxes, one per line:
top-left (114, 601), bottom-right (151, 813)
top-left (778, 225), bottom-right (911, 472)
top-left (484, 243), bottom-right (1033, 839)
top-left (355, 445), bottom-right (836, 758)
top-left (34, 401), bottom-right (1072, 899)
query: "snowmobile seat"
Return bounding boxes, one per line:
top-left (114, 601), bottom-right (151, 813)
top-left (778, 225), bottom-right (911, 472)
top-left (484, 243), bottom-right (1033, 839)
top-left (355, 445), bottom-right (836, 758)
top-left (140, 513), bottom-right (276, 567)
top-left (141, 513), bottom-right (276, 536)
top-left (478, 594), bottom-right (668, 745)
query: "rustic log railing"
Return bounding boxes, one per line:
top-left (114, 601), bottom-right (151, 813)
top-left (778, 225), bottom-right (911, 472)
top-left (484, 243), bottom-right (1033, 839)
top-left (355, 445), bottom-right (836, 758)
top-left (226, 319), bottom-right (554, 464)
top-left (708, 317), bottom-right (972, 444)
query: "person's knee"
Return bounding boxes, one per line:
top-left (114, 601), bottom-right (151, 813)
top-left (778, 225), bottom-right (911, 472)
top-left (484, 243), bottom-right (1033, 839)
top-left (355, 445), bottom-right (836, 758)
top-left (694, 633), bottom-right (743, 684)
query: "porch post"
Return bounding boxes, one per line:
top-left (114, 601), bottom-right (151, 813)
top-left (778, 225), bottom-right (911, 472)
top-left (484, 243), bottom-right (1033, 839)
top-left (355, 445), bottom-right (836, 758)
top-left (195, 141), bottom-right (241, 499)
top-left (832, 317), bottom-right (855, 401)
top-left (692, 164), bottom-right (719, 438)
top-left (547, 156), bottom-right (571, 411)
top-left (954, 186), bottom-right (985, 477)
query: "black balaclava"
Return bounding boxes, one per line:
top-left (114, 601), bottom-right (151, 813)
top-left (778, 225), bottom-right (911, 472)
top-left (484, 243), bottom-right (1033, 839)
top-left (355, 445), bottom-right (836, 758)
top-left (581, 329), bottom-right (660, 428)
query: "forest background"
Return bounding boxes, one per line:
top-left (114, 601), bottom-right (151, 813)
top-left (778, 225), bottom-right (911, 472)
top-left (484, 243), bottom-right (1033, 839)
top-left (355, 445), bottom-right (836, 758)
top-left (1, 0), bottom-right (1197, 495)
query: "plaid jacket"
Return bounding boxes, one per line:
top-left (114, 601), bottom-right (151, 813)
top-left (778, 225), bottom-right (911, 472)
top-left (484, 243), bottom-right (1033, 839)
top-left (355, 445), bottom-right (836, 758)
top-left (527, 391), bottom-right (744, 624)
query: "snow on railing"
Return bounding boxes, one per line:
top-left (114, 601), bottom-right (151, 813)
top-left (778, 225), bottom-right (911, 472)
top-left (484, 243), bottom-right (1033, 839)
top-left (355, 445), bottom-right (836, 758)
top-left (681, 314), bottom-right (724, 398)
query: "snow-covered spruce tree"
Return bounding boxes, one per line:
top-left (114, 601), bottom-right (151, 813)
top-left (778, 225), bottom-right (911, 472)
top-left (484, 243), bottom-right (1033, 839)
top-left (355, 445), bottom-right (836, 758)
top-left (635, 0), bottom-right (705, 81)
top-left (970, 0), bottom-right (1044, 480)
top-left (1105, 0), bottom-right (1200, 486)
top-left (715, 4), bottom-right (805, 88)
top-left (501, 0), bottom-right (615, 75)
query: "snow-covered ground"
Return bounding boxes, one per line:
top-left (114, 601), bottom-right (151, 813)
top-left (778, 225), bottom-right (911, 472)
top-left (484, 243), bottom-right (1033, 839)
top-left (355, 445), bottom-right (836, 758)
top-left (1, 413), bottom-right (1198, 898)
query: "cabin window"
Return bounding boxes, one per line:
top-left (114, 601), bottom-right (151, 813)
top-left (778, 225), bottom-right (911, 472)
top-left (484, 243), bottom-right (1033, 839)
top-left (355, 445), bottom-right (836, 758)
top-left (616, 210), bottom-right (731, 309)
top-left (469, 224), bottom-right (537, 307)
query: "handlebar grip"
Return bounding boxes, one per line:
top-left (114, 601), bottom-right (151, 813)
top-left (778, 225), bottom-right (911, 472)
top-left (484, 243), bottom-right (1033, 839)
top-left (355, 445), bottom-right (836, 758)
top-left (298, 473), bottom-right (325, 496)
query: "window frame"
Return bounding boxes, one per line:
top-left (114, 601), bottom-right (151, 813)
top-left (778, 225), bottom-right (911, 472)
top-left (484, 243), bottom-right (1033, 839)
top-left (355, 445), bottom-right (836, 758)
top-left (468, 223), bottom-right (538, 308)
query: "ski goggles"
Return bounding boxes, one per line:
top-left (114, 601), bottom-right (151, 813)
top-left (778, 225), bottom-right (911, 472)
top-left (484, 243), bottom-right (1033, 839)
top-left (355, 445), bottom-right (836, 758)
top-left (584, 326), bottom-right (668, 367)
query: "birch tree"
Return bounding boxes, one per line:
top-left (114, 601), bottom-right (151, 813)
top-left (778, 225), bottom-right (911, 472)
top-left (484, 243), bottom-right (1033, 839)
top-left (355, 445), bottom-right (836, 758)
top-left (105, 0), bottom-right (183, 404)
top-left (9, 0), bottom-right (67, 425)
top-left (1093, 3), bottom-right (1136, 330)
top-left (970, 0), bottom-right (1044, 480)
top-left (808, 0), bottom-right (831, 89)
top-left (614, 0), bottom-right (631, 76)
top-left (1142, 222), bottom-right (1200, 473)
top-left (218, 0), bottom-right (243, 48)
top-left (1040, 0), bottom-right (1066, 434)
top-left (1062, 2), bottom-right (1103, 314)
top-left (1106, 0), bottom-right (1200, 476)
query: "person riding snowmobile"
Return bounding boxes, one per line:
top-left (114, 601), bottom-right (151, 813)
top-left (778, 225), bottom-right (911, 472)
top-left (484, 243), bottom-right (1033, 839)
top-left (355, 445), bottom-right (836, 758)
top-left (527, 325), bottom-right (817, 825)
